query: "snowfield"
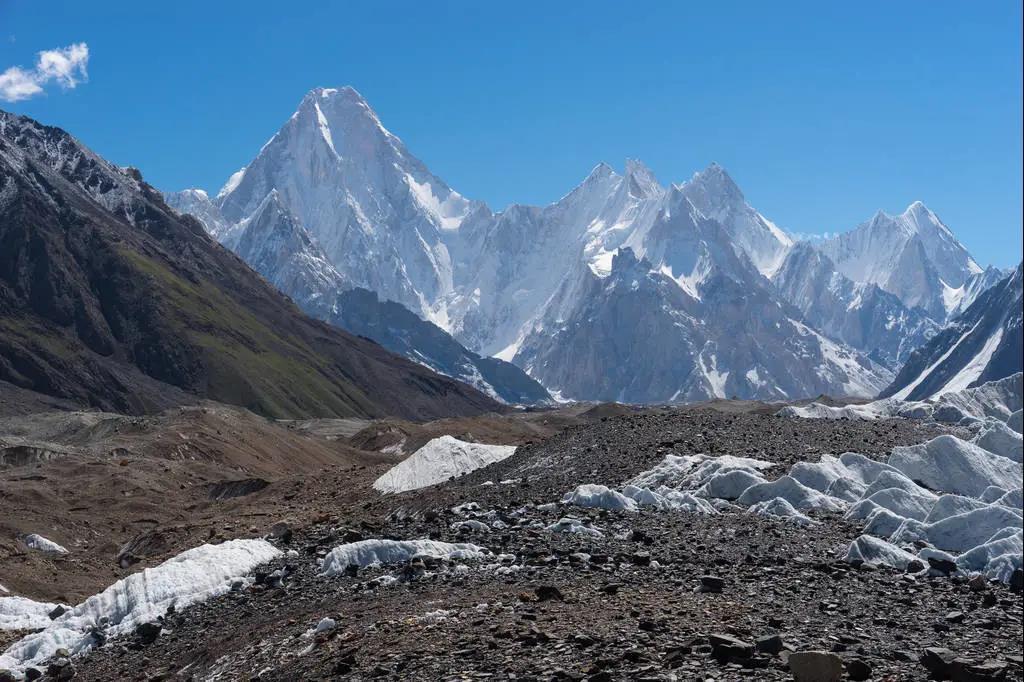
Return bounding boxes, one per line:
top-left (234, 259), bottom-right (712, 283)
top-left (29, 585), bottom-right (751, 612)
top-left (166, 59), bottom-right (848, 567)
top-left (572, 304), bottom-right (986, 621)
top-left (372, 436), bottom-right (517, 494)
top-left (0, 539), bottom-right (281, 674)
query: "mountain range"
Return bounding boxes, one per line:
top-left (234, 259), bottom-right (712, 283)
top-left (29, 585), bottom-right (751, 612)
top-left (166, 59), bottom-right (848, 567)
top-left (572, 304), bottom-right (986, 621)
top-left (166, 86), bottom-right (1010, 404)
top-left (0, 109), bottom-right (501, 420)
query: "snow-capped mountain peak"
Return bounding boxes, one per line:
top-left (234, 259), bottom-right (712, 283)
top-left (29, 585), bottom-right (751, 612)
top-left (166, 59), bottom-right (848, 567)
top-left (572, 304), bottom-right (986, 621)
top-left (163, 187), bottom-right (230, 239)
top-left (213, 85), bottom-right (481, 316)
top-left (623, 158), bottom-right (661, 198)
top-left (165, 89), bottom-right (1006, 406)
top-left (819, 201), bottom-right (984, 320)
top-left (676, 163), bottom-right (793, 277)
top-left (682, 162), bottom-right (745, 205)
top-left (882, 263), bottom-right (1022, 400)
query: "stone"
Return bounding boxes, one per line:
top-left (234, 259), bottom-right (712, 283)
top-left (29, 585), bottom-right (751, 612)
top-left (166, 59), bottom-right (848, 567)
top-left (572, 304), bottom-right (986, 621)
top-left (788, 651), bottom-right (844, 682)
top-left (631, 552), bottom-right (651, 566)
top-left (270, 521), bottom-right (293, 543)
top-left (968, 574), bottom-right (989, 592)
top-left (927, 557), bottom-right (958, 575)
top-left (535, 585), bottom-right (564, 602)
top-left (314, 617), bottom-right (337, 635)
top-left (48, 604), bottom-right (68, 620)
top-left (921, 647), bottom-right (958, 678)
top-left (135, 621), bottom-right (162, 645)
top-left (699, 575), bottom-right (725, 592)
top-left (945, 610), bottom-right (965, 624)
top-left (709, 633), bottom-right (753, 663)
top-left (956, 660), bottom-right (1009, 681)
top-left (755, 633), bottom-right (784, 655)
top-left (1010, 568), bottom-right (1023, 594)
top-left (45, 658), bottom-right (76, 681)
top-left (845, 658), bottom-right (872, 681)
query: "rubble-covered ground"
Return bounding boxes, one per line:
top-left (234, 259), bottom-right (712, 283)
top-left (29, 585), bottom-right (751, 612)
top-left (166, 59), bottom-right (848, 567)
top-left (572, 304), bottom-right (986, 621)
top-left (3, 401), bottom-right (1022, 681)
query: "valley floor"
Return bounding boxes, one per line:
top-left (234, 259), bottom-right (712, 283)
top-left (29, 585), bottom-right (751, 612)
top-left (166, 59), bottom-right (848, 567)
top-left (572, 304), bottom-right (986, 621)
top-left (2, 399), bottom-right (1021, 681)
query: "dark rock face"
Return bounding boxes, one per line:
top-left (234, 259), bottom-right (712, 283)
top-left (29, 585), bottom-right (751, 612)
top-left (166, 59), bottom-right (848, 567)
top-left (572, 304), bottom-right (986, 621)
top-left (882, 264), bottom-right (1023, 401)
top-left (324, 288), bottom-right (550, 405)
top-left (0, 110), bottom-right (501, 420)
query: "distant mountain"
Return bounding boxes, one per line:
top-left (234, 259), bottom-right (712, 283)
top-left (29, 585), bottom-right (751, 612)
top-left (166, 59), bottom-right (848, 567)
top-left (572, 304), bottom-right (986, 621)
top-left (214, 86), bottom-right (479, 321)
top-left (677, 163), bottom-right (794, 277)
top-left (0, 109), bottom-right (500, 420)
top-left (326, 288), bottom-right (550, 405)
top-left (516, 246), bottom-right (891, 402)
top-left (167, 86), bottom-right (1008, 403)
top-left (817, 202), bottom-right (987, 321)
top-left (167, 184), bottom-right (548, 404)
top-left (773, 242), bottom-right (940, 369)
top-left (881, 263), bottom-right (1023, 401)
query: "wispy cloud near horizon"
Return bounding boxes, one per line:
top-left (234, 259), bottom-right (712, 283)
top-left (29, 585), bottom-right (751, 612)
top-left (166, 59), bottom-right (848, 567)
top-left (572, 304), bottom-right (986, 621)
top-left (0, 42), bottom-right (89, 102)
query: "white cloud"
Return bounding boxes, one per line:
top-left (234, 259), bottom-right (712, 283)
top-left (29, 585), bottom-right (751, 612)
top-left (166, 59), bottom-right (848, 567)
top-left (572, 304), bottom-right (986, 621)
top-left (0, 67), bottom-right (43, 101)
top-left (0, 42), bottom-right (89, 102)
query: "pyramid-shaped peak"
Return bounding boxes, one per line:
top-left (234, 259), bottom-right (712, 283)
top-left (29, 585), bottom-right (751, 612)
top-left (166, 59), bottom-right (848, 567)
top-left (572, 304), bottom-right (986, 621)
top-left (687, 162), bottom-right (744, 201)
top-left (865, 202), bottom-right (945, 236)
top-left (868, 208), bottom-right (893, 224)
top-left (307, 85), bottom-right (367, 103)
top-left (297, 86), bottom-right (382, 125)
top-left (902, 200), bottom-right (937, 221)
top-left (625, 158), bottom-right (654, 177)
top-left (624, 158), bottom-right (662, 197)
top-left (676, 164), bottom-right (747, 223)
top-left (586, 162), bottom-right (617, 180)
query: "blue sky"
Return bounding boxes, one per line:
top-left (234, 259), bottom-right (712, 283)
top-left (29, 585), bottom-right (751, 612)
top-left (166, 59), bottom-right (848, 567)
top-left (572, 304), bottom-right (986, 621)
top-left (2, 1), bottom-right (1021, 267)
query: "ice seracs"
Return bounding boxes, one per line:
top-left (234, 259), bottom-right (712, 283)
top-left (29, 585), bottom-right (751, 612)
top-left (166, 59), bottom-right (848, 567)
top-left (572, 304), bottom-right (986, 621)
top-left (887, 435), bottom-right (1022, 497)
top-left (0, 539), bottom-right (280, 674)
top-left (1, 595), bottom-right (63, 631)
top-left (553, 375), bottom-right (1024, 584)
top-left (320, 539), bottom-right (489, 576)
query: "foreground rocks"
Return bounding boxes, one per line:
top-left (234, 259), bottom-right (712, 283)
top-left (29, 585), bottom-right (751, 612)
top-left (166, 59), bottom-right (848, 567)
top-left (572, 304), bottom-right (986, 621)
top-left (7, 407), bottom-right (1020, 680)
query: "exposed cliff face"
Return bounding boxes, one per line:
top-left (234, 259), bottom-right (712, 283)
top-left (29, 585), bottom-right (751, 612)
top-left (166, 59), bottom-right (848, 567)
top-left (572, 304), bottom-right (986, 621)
top-left (0, 109), bottom-right (500, 420)
top-left (323, 288), bottom-right (550, 405)
top-left (882, 264), bottom-right (1023, 401)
